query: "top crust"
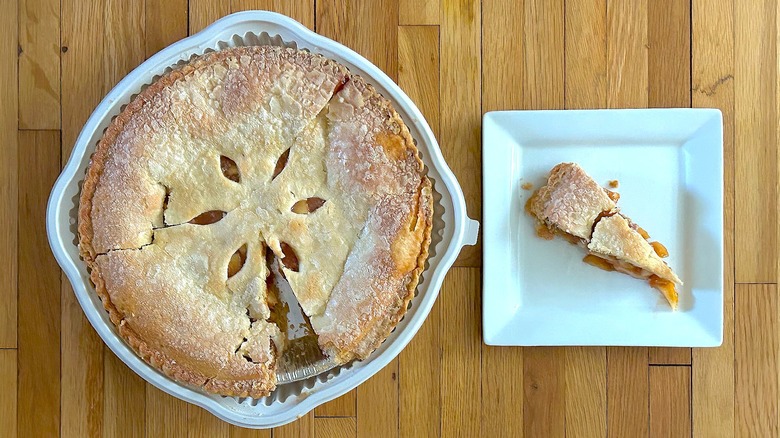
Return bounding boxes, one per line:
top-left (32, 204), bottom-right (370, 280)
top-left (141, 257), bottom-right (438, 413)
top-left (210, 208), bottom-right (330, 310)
top-left (527, 163), bottom-right (617, 240)
top-left (588, 214), bottom-right (682, 285)
top-left (77, 46), bottom-right (432, 397)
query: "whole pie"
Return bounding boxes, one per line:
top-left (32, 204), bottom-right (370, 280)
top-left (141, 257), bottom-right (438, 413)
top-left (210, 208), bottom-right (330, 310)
top-left (527, 163), bottom-right (682, 308)
top-left (78, 46), bottom-right (433, 398)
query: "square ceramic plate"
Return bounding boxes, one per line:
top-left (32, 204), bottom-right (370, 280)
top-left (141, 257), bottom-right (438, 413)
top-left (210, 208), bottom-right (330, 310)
top-left (482, 109), bottom-right (723, 346)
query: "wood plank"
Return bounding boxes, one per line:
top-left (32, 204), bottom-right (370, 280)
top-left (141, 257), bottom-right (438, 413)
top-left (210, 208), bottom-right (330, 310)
top-left (146, 0), bottom-right (188, 57)
top-left (399, 0), bottom-right (439, 25)
top-left (440, 268), bottom-right (481, 438)
top-left (480, 3), bottom-right (524, 432)
top-left (440, 0), bottom-right (481, 267)
top-left (481, 347), bottom-right (523, 437)
top-left (189, 0), bottom-right (231, 34)
top-left (524, 349), bottom-right (565, 438)
top-left (0, 350), bottom-right (17, 438)
top-left (563, 2), bottom-right (608, 436)
top-left (647, 0), bottom-right (692, 367)
top-left (691, 1), bottom-right (735, 435)
top-left (734, 0), bottom-right (778, 282)
top-left (735, 284), bottom-right (778, 437)
top-left (19, 0), bottom-right (61, 129)
top-left (273, 411), bottom-right (314, 438)
top-left (520, 2), bottom-right (566, 436)
top-left (649, 366), bottom-right (691, 438)
top-left (565, 348), bottom-right (606, 438)
top-left (315, 417), bottom-right (356, 438)
top-left (17, 130), bottom-right (61, 438)
top-left (189, 404), bottom-right (230, 437)
top-left (316, 0), bottom-right (398, 81)
top-left (607, 347), bottom-right (648, 438)
top-left (229, 423), bottom-right (271, 438)
top-left (357, 360), bottom-right (399, 437)
top-left (315, 391), bottom-right (356, 417)
top-left (605, 2), bottom-right (649, 436)
top-left (398, 24), bottom-right (440, 438)
top-left (101, 3), bottom-right (148, 433)
top-left (231, 0), bottom-right (314, 29)
top-left (606, 0), bottom-right (648, 109)
top-left (104, 351), bottom-right (145, 438)
top-left (0, 0), bottom-right (18, 349)
top-left (146, 386), bottom-right (189, 437)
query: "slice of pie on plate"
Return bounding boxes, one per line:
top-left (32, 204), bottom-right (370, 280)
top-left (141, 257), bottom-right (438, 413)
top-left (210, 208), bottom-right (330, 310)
top-left (527, 162), bottom-right (682, 309)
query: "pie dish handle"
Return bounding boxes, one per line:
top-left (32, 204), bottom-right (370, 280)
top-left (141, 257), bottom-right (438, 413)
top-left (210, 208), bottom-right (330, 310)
top-left (463, 218), bottom-right (480, 246)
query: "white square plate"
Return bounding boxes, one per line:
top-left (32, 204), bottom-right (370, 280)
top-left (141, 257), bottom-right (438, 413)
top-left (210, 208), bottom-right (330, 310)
top-left (482, 109), bottom-right (723, 347)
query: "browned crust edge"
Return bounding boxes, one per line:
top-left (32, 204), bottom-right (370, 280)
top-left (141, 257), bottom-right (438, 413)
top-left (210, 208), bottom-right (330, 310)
top-left (320, 83), bottom-right (435, 362)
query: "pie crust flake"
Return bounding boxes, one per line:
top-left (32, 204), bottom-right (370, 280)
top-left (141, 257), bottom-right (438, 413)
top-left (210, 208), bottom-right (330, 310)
top-left (78, 46), bottom-right (433, 397)
top-left (527, 163), bottom-right (682, 309)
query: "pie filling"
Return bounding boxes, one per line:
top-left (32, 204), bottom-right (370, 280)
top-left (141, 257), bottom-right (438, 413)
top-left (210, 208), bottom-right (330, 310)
top-left (535, 214), bottom-right (679, 309)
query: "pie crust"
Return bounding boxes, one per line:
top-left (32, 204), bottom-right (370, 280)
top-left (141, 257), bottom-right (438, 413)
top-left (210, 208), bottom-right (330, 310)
top-left (78, 46), bottom-right (433, 397)
top-left (527, 163), bottom-right (682, 309)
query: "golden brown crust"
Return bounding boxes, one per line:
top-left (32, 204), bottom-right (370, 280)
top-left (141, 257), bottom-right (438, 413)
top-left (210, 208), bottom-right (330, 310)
top-left (78, 45), bottom-right (433, 396)
top-left (588, 214), bottom-right (682, 285)
top-left (527, 163), bottom-right (617, 240)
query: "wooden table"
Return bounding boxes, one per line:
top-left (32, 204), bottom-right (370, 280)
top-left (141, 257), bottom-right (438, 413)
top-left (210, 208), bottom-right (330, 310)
top-left (1, 0), bottom-right (777, 436)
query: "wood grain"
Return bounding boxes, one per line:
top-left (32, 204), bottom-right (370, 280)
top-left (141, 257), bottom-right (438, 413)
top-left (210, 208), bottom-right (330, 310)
top-left (357, 361), bottom-right (399, 437)
top-left (563, 3), bottom-right (608, 437)
top-left (524, 349), bottom-right (565, 438)
top-left (273, 411), bottom-right (314, 438)
top-left (189, 0), bottom-right (231, 34)
top-left (146, 0), bottom-right (188, 57)
top-left (17, 130), bottom-right (61, 438)
top-left (19, 0), bottom-right (60, 129)
top-left (60, 0), bottom-right (107, 434)
top-left (314, 417), bottom-right (356, 438)
top-left (736, 284), bottom-right (778, 437)
top-left (104, 351), bottom-right (146, 438)
top-left (145, 386), bottom-right (189, 437)
top-left (691, 4), bottom-right (735, 434)
top-left (647, 0), bottom-right (692, 367)
top-left (441, 268), bottom-right (481, 437)
top-left (317, 0), bottom-right (398, 80)
top-left (399, 0), bottom-right (439, 25)
top-left (0, 0), bottom-right (18, 349)
top-left (440, 0), bottom-right (481, 266)
top-left (398, 24), bottom-right (440, 438)
top-left (229, 423), bottom-right (271, 438)
top-left (649, 366), bottom-right (692, 437)
top-left (607, 347), bottom-right (648, 438)
top-left (315, 391), bottom-right (356, 417)
top-left (734, 0), bottom-right (778, 282)
top-left (0, 350), bottom-right (17, 438)
top-left (189, 404), bottom-right (230, 438)
top-left (691, 0), bottom-right (736, 426)
top-left (231, 0), bottom-right (314, 29)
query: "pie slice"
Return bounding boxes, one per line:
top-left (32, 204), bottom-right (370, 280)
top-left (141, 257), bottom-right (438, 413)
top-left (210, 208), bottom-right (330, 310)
top-left (527, 163), bottom-right (682, 309)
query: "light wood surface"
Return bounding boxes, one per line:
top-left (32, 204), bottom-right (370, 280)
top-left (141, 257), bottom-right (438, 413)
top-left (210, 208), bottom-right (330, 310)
top-left (2, 0), bottom-right (778, 436)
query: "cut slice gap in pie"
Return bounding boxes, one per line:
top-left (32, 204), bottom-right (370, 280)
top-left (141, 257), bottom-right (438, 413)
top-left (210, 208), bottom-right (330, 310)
top-left (527, 162), bottom-right (682, 309)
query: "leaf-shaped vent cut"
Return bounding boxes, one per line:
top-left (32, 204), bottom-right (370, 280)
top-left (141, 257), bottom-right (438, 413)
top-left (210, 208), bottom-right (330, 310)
top-left (189, 210), bottom-right (226, 225)
top-left (272, 148), bottom-right (290, 180)
top-left (279, 242), bottom-right (299, 272)
top-left (220, 156), bottom-right (240, 182)
top-left (291, 197), bottom-right (326, 214)
top-left (227, 244), bottom-right (248, 278)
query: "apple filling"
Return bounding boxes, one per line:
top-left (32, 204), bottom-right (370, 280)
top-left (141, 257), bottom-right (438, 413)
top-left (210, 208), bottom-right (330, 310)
top-left (583, 253), bottom-right (678, 309)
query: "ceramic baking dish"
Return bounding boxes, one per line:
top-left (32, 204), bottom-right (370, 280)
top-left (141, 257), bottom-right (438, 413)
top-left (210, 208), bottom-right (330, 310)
top-left (47, 10), bottom-right (478, 428)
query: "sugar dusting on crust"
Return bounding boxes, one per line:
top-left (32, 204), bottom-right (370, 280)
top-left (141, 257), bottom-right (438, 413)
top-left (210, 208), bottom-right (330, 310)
top-left (78, 46), bottom-right (433, 395)
top-left (527, 163), bottom-right (617, 240)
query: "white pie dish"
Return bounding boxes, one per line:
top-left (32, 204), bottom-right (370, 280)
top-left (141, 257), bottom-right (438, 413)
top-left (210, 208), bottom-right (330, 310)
top-left (46, 11), bottom-right (478, 428)
top-left (482, 109), bottom-right (723, 347)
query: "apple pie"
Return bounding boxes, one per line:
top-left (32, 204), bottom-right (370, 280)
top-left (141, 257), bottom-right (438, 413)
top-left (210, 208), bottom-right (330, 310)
top-left (527, 163), bottom-right (682, 309)
top-left (78, 46), bottom-right (433, 398)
